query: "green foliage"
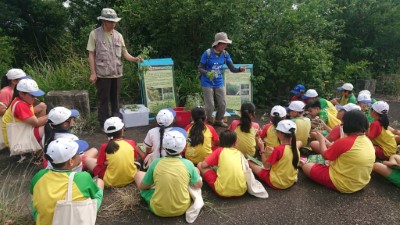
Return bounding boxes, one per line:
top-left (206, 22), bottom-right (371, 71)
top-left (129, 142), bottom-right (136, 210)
top-left (174, 69), bottom-right (202, 106)
top-left (0, 29), bottom-right (15, 76)
top-left (184, 93), bottom-right (203, 111)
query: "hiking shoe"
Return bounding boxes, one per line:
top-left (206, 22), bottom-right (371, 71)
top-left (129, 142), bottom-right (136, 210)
top-left (214, 121), bottom-right (228, 128)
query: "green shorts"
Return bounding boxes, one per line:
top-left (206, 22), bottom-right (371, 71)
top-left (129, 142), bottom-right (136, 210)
top-left (140, 189), bottom-right (155, 213)
top-left (387, 169), bottom-right (400, 188)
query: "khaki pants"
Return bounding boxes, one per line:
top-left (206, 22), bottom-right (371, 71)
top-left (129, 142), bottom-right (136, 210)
top-left (202, 87), bottom-right (226, 122)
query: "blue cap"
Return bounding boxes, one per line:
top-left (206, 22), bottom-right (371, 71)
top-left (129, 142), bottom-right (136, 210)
top-left (290, 84), bottom-right (306, 95)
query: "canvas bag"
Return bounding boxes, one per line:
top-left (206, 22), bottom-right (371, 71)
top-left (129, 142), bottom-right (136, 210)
top-left (241, 155), bottom-right (269, 198)
top-left (6, 101), bottom-right (42, 156)
top-left (0, 116), bottom-right (6, 150)
top-left (185, 184), bottom-right (204, 223)
top-left (52, 172), bottom-right (98, 225)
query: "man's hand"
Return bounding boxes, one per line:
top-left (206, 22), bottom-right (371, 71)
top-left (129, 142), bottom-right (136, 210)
top-left (90, 73), bottom-right (97, 84)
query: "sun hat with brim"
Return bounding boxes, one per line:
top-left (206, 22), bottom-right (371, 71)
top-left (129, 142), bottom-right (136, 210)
top-left (372, 101), bottom-right (389, 114)
top-left (156, 108), bottom-right (176, 127)
top-left (271, 105), bottom-right (287, 118)
top-left (46, 138), bottom-right (88, 164)
top-left (290, 84), bottom-right (306, 95)
top-left (276, 120), bottom-right (297, 134)
top-left (6, 68), bottom-right (28, 80)
top-left (48, 107), bottom-right (80, 125)
top-left (301, 89), bottom-right (318, 100)
top-left (16, 79), bottom-right (45, 97)
top-left (97, 8), bottom-right (121, 22)
top-left (163, 127), bottom-right (187, 155)
top-left (337, 83), bottom-right (354, 91)
top-left (357, 93), bottom-right (372, 103)
top-left (336, 103), bottom-right (361, 112)
top-left (288, 101), bottom-right (305, 112)
top-left (104, 117), bottom-right (124, 133)
top-left (212, 32), bottom-right (232, 47)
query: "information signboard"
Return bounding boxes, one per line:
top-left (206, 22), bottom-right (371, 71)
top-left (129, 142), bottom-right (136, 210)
top-left (223, 64), bottom-right (253, 111)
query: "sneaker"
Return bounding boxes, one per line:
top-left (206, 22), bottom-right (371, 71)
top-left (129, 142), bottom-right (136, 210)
top-left (214, 121), bottom-right (228, 128)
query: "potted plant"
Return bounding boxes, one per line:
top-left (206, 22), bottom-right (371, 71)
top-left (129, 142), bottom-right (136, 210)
top-left (174, 93), bottom-right (203, 127)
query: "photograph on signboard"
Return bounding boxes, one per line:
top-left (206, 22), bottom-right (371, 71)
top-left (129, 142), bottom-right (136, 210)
top-left (224, 67), bottom-right (253, 110)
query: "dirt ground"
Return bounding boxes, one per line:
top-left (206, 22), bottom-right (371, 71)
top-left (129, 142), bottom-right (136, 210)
top-left (1, 99), bottom-right (400, 224)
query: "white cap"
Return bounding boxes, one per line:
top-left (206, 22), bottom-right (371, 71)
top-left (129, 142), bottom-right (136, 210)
top-left (288, 101), bottom-right (305, 112)
top-left (337, 83), bottom-right (354, 91)
top-left (271, 105), bottom-right (287, 118)
top-left (156, 108), bottom-right (176, 127)
top-left (6, 68), bottom-right (27, 80)
top-left (16, 79), bottom-right (44, 97)
top-left (104, 117), bottom-right (124, 133)
top-left (336, 103), bottom-right (361, 112)
top-left (163, 128), bottom-right (187, 155)
top-left (357, 93), bottom-right (372, 103)
top-left (372, 101), bottom-right (389, 114)
top-left (359, 90), bottom-right (371, 97)
top-left (302, 89), bottom-right (318, 99)
top-left (46, 138), bottom-right (88, 164)
top-left (276, 120), bottom-right (297, 134)
top-left (48, 107), bottom-right (79, 125)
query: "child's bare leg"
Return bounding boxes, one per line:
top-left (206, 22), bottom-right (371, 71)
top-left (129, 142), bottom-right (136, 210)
top-left (96, 178), bottom-right (104, 190)
top-left (197, 162), bottom-right (211, 176)
top-left (310, 141), bottom-right (321, 154)
top-left (84, 158), bottom-right (97, 172)
top-left (84, 148), bottom-right (98, 158)
top-left (134, 171), bottom-right (146, 187)
top-left (300, 163), bottom-right (316, 177)
top-left (249, 161), bottom-right (262, 174)
top-left (373, 162), bottom-right (393, 177)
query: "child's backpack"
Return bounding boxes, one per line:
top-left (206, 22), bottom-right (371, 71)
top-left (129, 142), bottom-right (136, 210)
top-left (198, 48), bottom-right (228, 79)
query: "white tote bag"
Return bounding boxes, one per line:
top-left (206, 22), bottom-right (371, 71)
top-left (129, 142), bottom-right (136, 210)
top-left (6, 101), bottom-right (42, 156)
top-left (185, 184), bottom-right (204, 223)
top-left (52, 172), bottom-right (98, 225)
top-left (0, 116), bottom-right (6, 150)
top-left (241, 155), bottom-right (269, 198)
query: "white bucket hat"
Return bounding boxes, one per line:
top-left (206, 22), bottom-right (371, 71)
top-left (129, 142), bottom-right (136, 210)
top-left (6, 68), bottom-right (28, 80)
top-left (372, 101), bottom-right (389, 114)
top-left (16, 79), bottom-right (45, 97)
top-left (288, 101), bottom-right (305, 112)
top-left (156, 108), bottom-right (176, 127)
top-left (97, 8), bottom-right (121, 22)
top-left (336, 103), bottom-right (361, 112)
top-left (104, 117), bottom-right (124, 133)
top-left (212, 32), bottom-right (232, 47)
top-left (48, 107), bottom-right (79, 125)
top-left (46, 138), bottom-right (88, 164)
top-left (271, 105), bottom-right (287, 118)
top-left (276, 120), bottom-right (297, 134)
top-left (163, 128), bottom-right (187, 155)
top-left (337, 83), bottom-right (354, 91)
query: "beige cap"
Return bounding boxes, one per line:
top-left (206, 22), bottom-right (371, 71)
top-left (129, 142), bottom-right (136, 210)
top-left (97, 8), bottom-right (121, 22)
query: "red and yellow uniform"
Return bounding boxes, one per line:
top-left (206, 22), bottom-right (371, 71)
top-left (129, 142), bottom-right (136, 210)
top-left (140, 157), bottom-right (200, 217)
top-left (228, 120), bottom-right (260, 156)
top-left (185, 124), bottom-right (219, 164)
top-left (260, 123), bottom-right (280, 148)
top-left (324, 135), bottom-right (375, 193)
top-left (367, 120), bottom-right (397, 159)
top-left (30, 169), bottom-right (103, 225)
top-left (204, 147), bottom-right (247, 197)
top-left (258, 144), bottom-right (299, 189)
top-left (93, 139), bottom-right (138, 187)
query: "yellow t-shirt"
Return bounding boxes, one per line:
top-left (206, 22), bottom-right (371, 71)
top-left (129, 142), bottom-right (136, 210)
top-left (205, 147), bottom-right (247, 197)
top-left (261, 123), bottom-right (280, 148)
top-left (185, 124), bottom-right (219, 164)
top-left (367, 120), bottom-right (397, 157)
top-left (228, 120), bottom-right (260, 157)
top-left (102, 140), bottom-right (137, 187)
top-left (325, 135), bottom-right (375, 193)
top-left (30, 170), bottom-right (103, 225)
top-left (268, 144), bottom-right (299, 189)
top-left (327, 111), bottom-right (341, 129)
top-left (291, 117), bottom-right (311, 147)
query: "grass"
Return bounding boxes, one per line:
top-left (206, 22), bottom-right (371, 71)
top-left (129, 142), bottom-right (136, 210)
top-left (0, 164), bottom-right (35, 225)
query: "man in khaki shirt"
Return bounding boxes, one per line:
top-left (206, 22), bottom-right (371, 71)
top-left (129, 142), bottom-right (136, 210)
top-left (87, 8), bottom-right (142, 130)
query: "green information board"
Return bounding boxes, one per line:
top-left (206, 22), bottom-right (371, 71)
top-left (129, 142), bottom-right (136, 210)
top-left (223, 64), bottom-right (253, 111)
top-left (139, 58), bottom-right (176, 113)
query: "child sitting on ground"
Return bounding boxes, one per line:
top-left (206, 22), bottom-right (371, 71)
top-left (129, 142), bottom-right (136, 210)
top-left (301, 110), bottom-right (375, 193)
top-left (287, 101), bottom-right (311, 147)
top-left (185, 106), bottom-right (219, 164)
top-left (228, 102), bottom-right (261, 157)
top-left (249, 120), bottom-right (300, 190)
top-left (198, 130), bottom-right (247, 197)
top-left (85, 117), bottom-right (145, 187)
top-left (30, 138), bottom-right (104, 225)
top-left (357, 91), bottom-right (374, 123)
top-left (331, 83), bottom-right (357, 106)
top-left (290, 84), bottom-right (306, 101)
top-left (260, 105), bottom-right (287, 150)
top-left (367, 101), bottom-right (397, 160)
top-left (305, 100), bottom-right (341, 134)
top-left (136, 128), bottom-right (202, 217)
top-left (373, 154), bottom-right (400, 188)
top-left (42, 106), bottom-right (98, 171)
top-left (302, 89), bottom-right (337, 117)
top-left (143, 108), bottom-right (176, 168)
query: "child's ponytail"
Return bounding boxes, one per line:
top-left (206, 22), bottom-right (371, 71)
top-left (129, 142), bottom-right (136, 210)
top-left (189, 107), bottom-right (206, 146)
top-left (159, 125), bottom-right (166, 153)
top-left (378, 113), bottom-right (389, 129)
top-left (43, 121), bottom-right (56, 153)
top-left (105, 130), bottom-right (122, 154)
top-left (240, 102), bottom-right (256, 133)
top-left (289, 128), bottom-right (299, 169)
top-left (272, 113), bottom-right (283, 127)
